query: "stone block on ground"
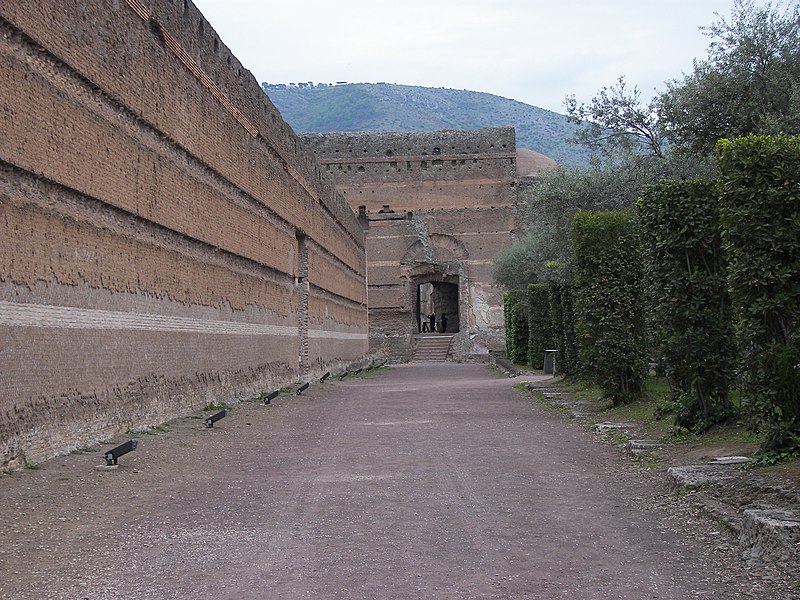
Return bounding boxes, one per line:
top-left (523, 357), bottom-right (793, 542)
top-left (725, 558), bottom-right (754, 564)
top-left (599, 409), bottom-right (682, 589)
top-left (667, 464), bottom-right (743, 492)
top-left (740, 509), bottom-right (800, 564)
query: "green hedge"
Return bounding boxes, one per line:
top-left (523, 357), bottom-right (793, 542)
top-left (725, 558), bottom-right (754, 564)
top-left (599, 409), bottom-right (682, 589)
top-left (717, 134), bottom-right (800, 452)
top-left (504, 289), bottom-right (530, 364)
top-left (527, 284), bottom-right (555, 369)
top-left (639, 179), bottom-right (736, 429)
top-left (548, 278), bottom-right (579, 377)
top-left (572, 210), bottom-right (646, 404)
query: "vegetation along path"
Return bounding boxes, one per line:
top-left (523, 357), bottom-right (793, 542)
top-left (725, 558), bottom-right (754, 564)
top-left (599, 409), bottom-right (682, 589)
top-left (0, 363), bottom-right (796, 599)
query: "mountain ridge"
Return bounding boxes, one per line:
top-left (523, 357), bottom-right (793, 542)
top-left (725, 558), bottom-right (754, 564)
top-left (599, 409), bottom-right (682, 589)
top-left (261, 82), bottom-right (592, 166)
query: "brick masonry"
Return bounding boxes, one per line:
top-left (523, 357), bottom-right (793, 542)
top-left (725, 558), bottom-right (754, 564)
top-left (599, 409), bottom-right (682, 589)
top-left (0, 0), bottom-right (367, 468)
top-left (301, 128), bottom-right (517, 359)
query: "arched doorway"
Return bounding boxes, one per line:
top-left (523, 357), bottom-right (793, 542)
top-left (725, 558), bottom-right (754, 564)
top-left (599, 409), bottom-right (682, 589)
top-left (416, 279), bottom-right (459, 334)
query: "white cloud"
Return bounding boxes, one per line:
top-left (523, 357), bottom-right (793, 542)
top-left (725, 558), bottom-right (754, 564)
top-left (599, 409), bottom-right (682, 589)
top-left (193, 0), bottom-right (739, 113)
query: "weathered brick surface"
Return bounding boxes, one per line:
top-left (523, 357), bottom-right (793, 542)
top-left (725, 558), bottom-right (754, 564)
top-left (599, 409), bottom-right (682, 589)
top-left (0, 1), bottom-right (367, 468)
top-left (303, 129), bottom-right (516, 360)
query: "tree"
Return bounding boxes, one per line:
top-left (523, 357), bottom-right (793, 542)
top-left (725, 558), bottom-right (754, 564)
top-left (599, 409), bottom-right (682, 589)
top-left (660, 0), bottom-right (800, 156)
top-left (492, 152), bottom-right (705, 289)
top-left (565, 76), bottom-right (667, 158)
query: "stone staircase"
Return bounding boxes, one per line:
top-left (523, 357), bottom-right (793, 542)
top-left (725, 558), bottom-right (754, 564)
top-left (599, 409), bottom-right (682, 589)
top-left (412, 335), bottom-right (454, 362)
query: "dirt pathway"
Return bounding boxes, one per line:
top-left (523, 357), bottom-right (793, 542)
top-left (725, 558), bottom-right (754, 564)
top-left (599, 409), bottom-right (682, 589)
top-left (0, 363), bottom-right (795, 599)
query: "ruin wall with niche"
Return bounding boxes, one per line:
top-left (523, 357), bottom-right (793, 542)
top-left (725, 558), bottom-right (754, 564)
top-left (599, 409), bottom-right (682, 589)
top-left (0, 0), bottom-right (367, 469)
top-left (301, 128), bottom-right (517, 360)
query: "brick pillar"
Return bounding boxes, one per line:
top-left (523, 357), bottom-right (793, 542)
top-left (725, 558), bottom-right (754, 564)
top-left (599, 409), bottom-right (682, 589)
top-left (296, 232), bottom-right (309, 378)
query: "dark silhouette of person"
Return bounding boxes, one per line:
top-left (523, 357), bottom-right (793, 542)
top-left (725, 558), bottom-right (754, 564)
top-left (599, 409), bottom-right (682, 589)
top-left (440, 313), bottom-right (448, 333)
top-left (428, 312), bottom-right (436, 333)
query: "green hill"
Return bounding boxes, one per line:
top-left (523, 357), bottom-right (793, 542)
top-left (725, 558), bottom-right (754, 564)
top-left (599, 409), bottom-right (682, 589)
top-left (261, 82), bottom-right (592, 166)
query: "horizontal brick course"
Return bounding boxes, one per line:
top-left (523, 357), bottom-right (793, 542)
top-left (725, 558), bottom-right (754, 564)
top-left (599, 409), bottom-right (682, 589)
top-left (0, 0), bottom-right (368, 468)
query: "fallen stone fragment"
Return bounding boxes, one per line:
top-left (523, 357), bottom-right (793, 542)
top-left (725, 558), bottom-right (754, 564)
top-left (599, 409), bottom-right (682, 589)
top-left (625, 440), bottom-right (662, 455)
top-left (707, 456), bottom-right (752, 465)
top-left (740, 509), bottom-right (800, 564)
top-left (593, 422), bottom-right (635, 434)
top-left (667, 464), bottom-right (742, 491)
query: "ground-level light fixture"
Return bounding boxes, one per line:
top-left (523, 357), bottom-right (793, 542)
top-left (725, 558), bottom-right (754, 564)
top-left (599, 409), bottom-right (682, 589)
top-left (104, 440), bottom-right (137, 466)
top-left (204, 409), bottom-right (227, 428)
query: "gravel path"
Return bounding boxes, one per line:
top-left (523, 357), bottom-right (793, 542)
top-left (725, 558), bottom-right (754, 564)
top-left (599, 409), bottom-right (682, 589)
top-left (0, 363), bottom-right (796, 599)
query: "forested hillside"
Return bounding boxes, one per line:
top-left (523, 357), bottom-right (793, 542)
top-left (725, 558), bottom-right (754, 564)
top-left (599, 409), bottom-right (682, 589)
top-left (262, 82), bottom-right (592, 166)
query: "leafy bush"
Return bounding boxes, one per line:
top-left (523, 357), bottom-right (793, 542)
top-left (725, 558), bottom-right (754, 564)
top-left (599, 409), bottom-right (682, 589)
top-left (638, 179), bottom-right (736, 430)
top-left (527, 284), bottom-right (555, 369)
top-left (717, 134), bottom-right (800, 452)
top-left (504, 290), bottom-right (529, 364)
top-left (547, 277), bottom-right (579, 377)
top-left (572, 210), bottom-right (647, 404)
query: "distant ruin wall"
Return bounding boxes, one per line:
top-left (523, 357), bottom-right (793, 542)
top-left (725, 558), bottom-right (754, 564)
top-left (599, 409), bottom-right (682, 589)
top-left (301, 128), bottom-right (516, 359)
top-left (0, 0), bottom-right (367, 468)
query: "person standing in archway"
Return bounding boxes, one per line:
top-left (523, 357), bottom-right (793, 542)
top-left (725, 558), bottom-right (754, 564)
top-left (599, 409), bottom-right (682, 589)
top-left (428, 312), bottom-right (436, 333)
top-left (440, 313), bottom-right (448, 333)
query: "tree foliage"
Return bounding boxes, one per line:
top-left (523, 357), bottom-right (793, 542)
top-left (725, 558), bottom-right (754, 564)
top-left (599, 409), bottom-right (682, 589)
top-left (571, 210), bottom-right (646, 404)
top-left (660, 0), bottom-right (800, 156)
top-left (717, 134), bottom-right (800, 452)
top-left (565, 76), bottom-right (667, 158)
top-left (491, 154), bottom-right (707, 290)
top-left (638, 179), bottom-right (736, 430)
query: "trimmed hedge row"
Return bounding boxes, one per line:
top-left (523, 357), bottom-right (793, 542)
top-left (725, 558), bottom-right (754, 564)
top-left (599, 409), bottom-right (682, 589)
top-left (547, 278), bottom-right (578, 377)
top-left (638, 179), bottom-right (736, 429)
top-left (504, 289), bottom-right (530, 364)
top-left (717, 134), bottom-right (800, 451)
top-left (571, 210), bottom-right (647, 404)
top-left (527, 284), bottom-right (555, 369)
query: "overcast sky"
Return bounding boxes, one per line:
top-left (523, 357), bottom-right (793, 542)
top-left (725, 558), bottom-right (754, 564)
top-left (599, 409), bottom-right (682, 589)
top-left (192, 0), bottom-right (741, 114)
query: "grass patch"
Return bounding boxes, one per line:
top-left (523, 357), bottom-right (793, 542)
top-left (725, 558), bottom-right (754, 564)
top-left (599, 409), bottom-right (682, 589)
top-left (561, 379), bottom-right (604, 403)
top-left (359, 366), bottom-right (394, 378)
top-left (25, 463), bottom-right (42, 471)
top-left (128, 423), bottom-right (171, 436)
top-left (604, 429), bottom-right (631, 446)
top-left (633, 451), bottom-right (659, 470)
top-left (202, 401), bottom-right (228, 412)
top-left (70, 446), bottom-right (97, 455)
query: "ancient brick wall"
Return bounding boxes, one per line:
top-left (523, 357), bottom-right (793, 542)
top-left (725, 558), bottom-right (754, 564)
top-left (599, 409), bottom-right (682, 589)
top-left (0, 0), bottom-right (367, 469)
top-left (301, 128), bottom-right (516, 359)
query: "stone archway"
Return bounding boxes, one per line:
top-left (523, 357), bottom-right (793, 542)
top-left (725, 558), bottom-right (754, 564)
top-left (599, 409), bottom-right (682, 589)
top-left (401, 233), bottom-right (468, 340)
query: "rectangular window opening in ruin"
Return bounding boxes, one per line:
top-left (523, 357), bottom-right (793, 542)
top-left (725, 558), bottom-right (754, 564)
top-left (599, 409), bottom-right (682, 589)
top-left (417, 281), bottom-right (459, 334)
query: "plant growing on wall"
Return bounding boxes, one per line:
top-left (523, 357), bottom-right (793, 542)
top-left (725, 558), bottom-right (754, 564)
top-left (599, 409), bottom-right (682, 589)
top-left (717, 134), bottom-right (800, 453)
top-left (638, 179), bottom-right (736, 430)
top-left (572, 210), bottom-right (646, 404)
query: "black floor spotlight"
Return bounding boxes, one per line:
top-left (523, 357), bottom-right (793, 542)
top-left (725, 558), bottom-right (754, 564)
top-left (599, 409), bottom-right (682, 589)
top-left (296, 382), bottom-right (310, 395)
top-left (319, 371), bottom-right (331, 383)
top-left (204, 409), bottom-right (227, 428)
top-left (337, 371), bottom-right (349, 381)
top-left (264, 390), bottom-right (279, 405)
top-left (353, 368), bottom-right (363, 375)
top-left (104, 440), bottom-right (137, 466)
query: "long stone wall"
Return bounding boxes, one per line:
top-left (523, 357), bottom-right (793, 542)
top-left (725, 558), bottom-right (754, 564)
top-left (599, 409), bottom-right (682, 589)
top-left (301, 128), bottom-right (517, 359)
top-left (0, 0), bottom-right (367, 469)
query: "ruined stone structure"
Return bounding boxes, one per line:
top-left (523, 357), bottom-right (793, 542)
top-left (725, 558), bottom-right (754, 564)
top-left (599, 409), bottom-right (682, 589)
top-left (302, 128), bottom-right (518, 359)
top-left (0, 0), bottom-right (367, 468)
